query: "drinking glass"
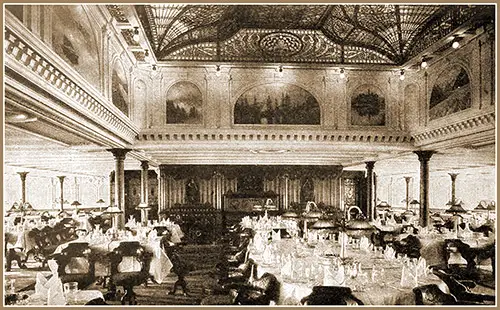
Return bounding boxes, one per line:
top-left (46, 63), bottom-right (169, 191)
top-left (63, 282), bottom-right (79, 304)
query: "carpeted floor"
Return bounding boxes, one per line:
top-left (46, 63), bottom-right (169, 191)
top-left (6, 244), bottom-right (227, 306)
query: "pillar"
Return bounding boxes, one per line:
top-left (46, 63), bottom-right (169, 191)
top-left (404, 176), bottom-right (412, 210)
top-left (17, 172), bottom-right (29, 204)
top-left (365, 161), bottom-right (376, 221)
top-left (449, 173), bottom-right (459, 203)
top-left (282, 174), bottom-right (289, 210)
top-left (57, 176), bottom-right (65, 211)
top-left (139, 161), bottom-right (150, 225)
top-left (414, 151), bottom-right (435, 227)
top-left (108, 148), bottom-right (131, 229)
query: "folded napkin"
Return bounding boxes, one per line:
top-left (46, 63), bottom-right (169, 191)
top-left (272, 229), bottom-right (281, 241)
top-left (323, 265), bottom-right (345, 286)
top-left (416, 257), bottom-right (427, 276)
top-left (400, 265), bottom-right (418, 288)
top-left (384, 246), bottom-right (396, 260)
top-left (35, 272), bottom-right (49, 296)
top-left (359, 236), bottom-right (371, 252)
top-left (281, 254), bottom-right (293, 279)
top-left (47, 277), bottom-right (66, 305)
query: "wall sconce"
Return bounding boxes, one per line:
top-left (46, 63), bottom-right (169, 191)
top-left (399, 69), bottom-right (405, 81)
top-left (277, 65), bottom-right (284, 78)
top-left (132, 27), bottom-right (140, 43)
top-left (152, 64), bottom-right (157, 71)
top-left (215, 64), bottom-right (221, 77)
top-left (339, 68), bottom-right (345, 79)
top-left (144, 49), bottom-right (150, 63)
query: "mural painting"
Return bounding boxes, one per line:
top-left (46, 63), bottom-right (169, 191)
top-left (429, 66), bottom-right (471, 120)
top-left (350, 85), bottom-right (386, 126)
top-left (52, 5), bottom-right (100, 90)
top-left (112, 61), bottom-right (129, 116)
top-left (234, 83), bottom-right (320, 125)
top-left (166, 82), bottom-right (203, 124)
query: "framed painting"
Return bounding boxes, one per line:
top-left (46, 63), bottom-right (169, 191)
top-left (166, 82), bottom-right (203, 124)
top-left (429, 66), bottom-right (471, 120)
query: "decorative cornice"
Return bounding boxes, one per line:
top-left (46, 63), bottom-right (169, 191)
top-left (137, 129), bottom-right (414, 145)
top-left (412, 112), bottom-right (495, 146)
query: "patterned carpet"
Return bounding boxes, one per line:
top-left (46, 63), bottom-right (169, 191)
top-left (6, 244), bottom-right (227, 306)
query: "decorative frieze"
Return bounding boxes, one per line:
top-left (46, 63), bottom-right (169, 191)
top-left (137, 129), bottom-right (414, 144)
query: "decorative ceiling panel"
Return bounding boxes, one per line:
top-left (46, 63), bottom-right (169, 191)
top-left (130, 4), bottom-right (493, 65)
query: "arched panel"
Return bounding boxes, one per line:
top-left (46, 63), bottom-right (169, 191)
top-left (166, 81), bottom-right (203, 124)
top-left (429, 65), bottom-right (471, 120)
top-left (112, 60), bottom-right (129, 116)
top-left (51, 5), bottom-right (100, 90)
top-left (404, 83), bottom-right (419, 130)
top-left (350, 84), bottom-right (386, 126)
top-left (134, 79), bottom-right (147, 128)
top-left (234, 83), bottom-right (321, 125)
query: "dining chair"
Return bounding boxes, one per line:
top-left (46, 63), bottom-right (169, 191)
top-left (50, 242), bottom-right (96, 289)
top-left (433, 269), bottom-right (495, 305)
top-left (413, 284), bottom-right (457, 305)
top-left (233, 272), bottom-right (280, 305)
top-left (300, 286), bottom-right (364, 305)
top-left (108, 241), bottom-right (153, 305)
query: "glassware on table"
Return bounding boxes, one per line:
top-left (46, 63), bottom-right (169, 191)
top-left (63, 281), bottom-right (79, 304)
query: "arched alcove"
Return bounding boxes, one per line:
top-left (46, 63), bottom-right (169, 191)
top-left (234, 83), bottom-right (320, 125)
top-left (166, 81), bottom-right (203, 124)
top-left (111, 60), bottom-right (129, 116)
top-left (429, 65), bottom-right (471, 120)
top-left (51, 5), bottom-right (100, 90)
top-left (350, 84), bottom-right (386, 126)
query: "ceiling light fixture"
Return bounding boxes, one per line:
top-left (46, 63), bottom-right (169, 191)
top-left (339, 68), bottom-right (345, 79)
top-left (215, 65), bottom-right (221, 77)
top-left (399, 69), bottom-right (405, 81)
top-left (152, 64), bottom-right (157, 71)
top-left (277, 65), bottom-right (284, 78)
top-left (451, 36), bottom-right (462, 49)
top-left (420, 57), bottom-right (428, 69)
top-left (132, 27), bottom-right (140, 43)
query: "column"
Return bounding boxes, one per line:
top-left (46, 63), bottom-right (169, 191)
top-left (108, 148), bottom-right (131, 229)
top-left (57, 176), bottom-right (66, 211)
top-left (414, 151), bottom-right (435, 227)
top-left (17, 172), bottom-right (29, 204)
top-left (157, 167), bottom-right (165, 213)
top-left (282, 174), bottom-right (289, 210)
top-left (449, 173), bottom-right (459, 203)
top-left (365, 161), bottom-right (376, 221)
top-left (139, 161), bottom-right (150, 225)
top-left (404, 176), bottom-right (412, 210)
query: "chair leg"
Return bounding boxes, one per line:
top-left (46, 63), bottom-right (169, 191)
top-left (121, 286), bottom-right (136, 305)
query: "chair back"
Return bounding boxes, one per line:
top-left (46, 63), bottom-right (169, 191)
top-left (109, 241), bottom-right (151, 275)
top-left (413, 284), bottom-right (457, 305)
top-left (301, 286), bottom-right (364, 305)
top-left (53, 242), bottom-right (95, 288)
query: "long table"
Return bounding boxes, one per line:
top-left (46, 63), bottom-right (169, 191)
top-left (249, 239), bottom-right (443, 305)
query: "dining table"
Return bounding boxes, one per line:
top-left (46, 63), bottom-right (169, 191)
top-left (249, 238), bottom-right (443, 305)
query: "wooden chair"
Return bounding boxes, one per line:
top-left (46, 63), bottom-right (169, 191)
top-left (233, 272), bottom-right (281, 305)
top-left (300, 286), bottom-right (364, 305)
top-left (413, 284), bottom-right (457, 305)
top-left (107, 241), bottom-right (153, 305)
top-left (50, 242), bottom-right (96, 289)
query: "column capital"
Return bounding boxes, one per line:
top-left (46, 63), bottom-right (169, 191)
top-left (414, 150), bottom-right (435, 162)
top-left (17, 172), bottom-right (29, 180)
top-left (140, 160), bottom-right (149, 170)
top-left (108, 148), bottom-right (132, 161)
top-left (448, 173), bottom-right (459, 181)
top-left (365, 161), bottom-right (376, 170)
top-left (57, 175), bottom-right (66, 182)
top-left (404, 176), bottom-right (412, 183)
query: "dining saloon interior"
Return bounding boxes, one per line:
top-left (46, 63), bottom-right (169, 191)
top-left (3, 3), bottom-right (497, 307)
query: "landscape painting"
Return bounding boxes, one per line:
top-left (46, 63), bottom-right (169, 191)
top-left (234, 83), bottom-right (320, 125)
top-left (429, 66), bottom-right (471, 120)
top-left (351, 84), bottom-right (386, 126)
top-left (52, 5), bottom-right (100, 91)
top-left (166, 82), bottom-right (203, 124)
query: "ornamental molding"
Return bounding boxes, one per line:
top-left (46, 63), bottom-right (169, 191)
top-left (4, 14), bottom-right (139, 145)
top-left (412, 111), bottom-right (495, 147)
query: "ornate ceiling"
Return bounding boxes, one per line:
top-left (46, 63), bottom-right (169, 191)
top-left (107, 4), bottom-right (494, 65)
